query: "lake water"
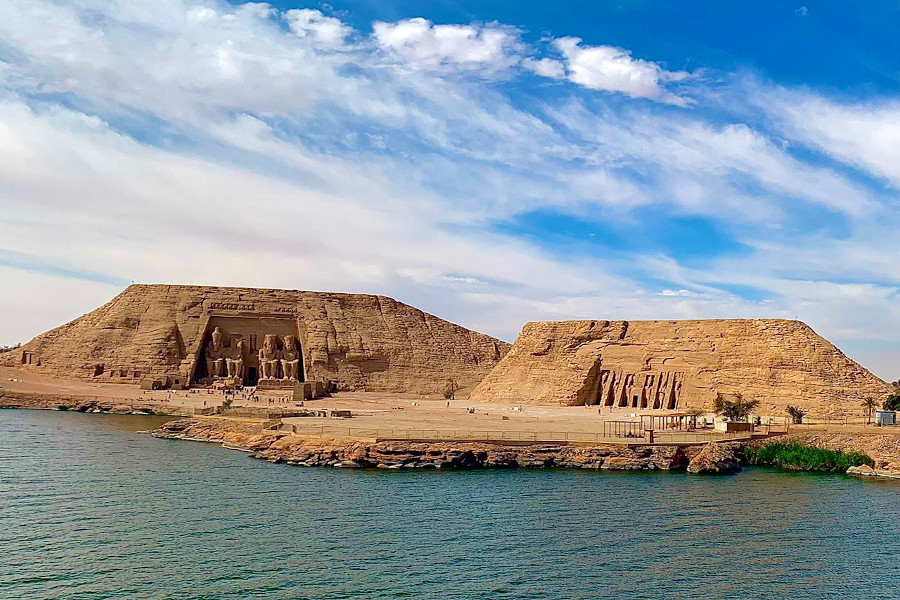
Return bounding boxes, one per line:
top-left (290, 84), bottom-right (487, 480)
top-left (2, 409), bottom-right (899, 599)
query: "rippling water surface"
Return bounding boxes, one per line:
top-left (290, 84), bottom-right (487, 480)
top-left (2, 409), bottom-right (899, 599)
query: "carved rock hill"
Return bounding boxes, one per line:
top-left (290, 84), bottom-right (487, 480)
top-left (469, 319), bottom-right (891, 417)
top-left (3, 284), bottom-right (510, 395)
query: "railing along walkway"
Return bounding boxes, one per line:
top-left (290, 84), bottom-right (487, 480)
top-left (280, 424), bottom-right (767, 445)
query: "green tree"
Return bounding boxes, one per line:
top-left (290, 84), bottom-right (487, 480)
top-left (443, 379), bottom-right (459, 400)
top-left (712, 393), bottom-right (759, 422)
top-left (862, 397), bottom-right (878, 425)
top-left (882, 393), bottom-right (900, 412)
top-left (786, 405), bottom-right (806, 424)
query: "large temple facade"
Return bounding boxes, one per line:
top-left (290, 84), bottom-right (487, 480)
top-left (3, 284), bottom-right (510, 395)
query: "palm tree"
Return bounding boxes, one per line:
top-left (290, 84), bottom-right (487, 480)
top-left (786, 405), bottom-right (807, 425)
top-left (713, 393), bottom-right (759, 422)
top-left (862, 397), bottom-right (878, 425)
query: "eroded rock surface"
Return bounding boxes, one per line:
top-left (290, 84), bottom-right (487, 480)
top-left (2, 284), bottom-right (510, 395)
top-left (470, 319), bottom-right (890, 416)
top-left (687, 442), bottom-right (742, 475)
top-left (152, 419), bottom-right (692, 471)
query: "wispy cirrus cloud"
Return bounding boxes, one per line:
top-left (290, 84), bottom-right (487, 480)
top-left (0, 0), bottom-right (897, 379)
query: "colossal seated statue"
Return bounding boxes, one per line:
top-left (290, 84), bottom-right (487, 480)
top-left (205, 327), bottom-right (226, 379)
top-left (280, 335), bottom-right (301, 381)
top-left (259, 334), bottom-right (280, 380)
top-left (226, 338), bottom-right (246, 380)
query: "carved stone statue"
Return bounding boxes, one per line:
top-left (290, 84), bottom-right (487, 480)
top-left (205, 327), bottom-right (226, 379)
top-left (226, 338), bottom-right (246, 380)
top-left (280, 335), bottom-right (301, 381)
top-left (259, 334), bottom-right (279, 380)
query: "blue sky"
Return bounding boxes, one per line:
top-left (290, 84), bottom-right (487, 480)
top-left (0, 0), bottom-right (898, 378)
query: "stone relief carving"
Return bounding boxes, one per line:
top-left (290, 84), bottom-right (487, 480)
top-left (280, 335), bottom-right (301, 381)
top-left (259, 334), bottom-right (280, 380)
top-left (226, 338), bottom-right (246, 379)
top-left (204, 327), bottom-right (226, 379)
top-left (598, 369), bottom-right (684, 410)
top-left (198, 327), bottom-right (304, 383)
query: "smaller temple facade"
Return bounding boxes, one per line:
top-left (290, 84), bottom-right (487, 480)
top-left (470, 318), bottom-right (893, 417)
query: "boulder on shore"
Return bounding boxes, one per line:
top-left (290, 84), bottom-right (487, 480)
top-left (687, 442), bottom-right (742, 475)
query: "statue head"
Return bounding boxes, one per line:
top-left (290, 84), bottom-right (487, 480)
top-left (284, 335), bottom-right (296, 351)
top-left (263, 334), bottom-right (276, 351)
top-left (211, 327), bottom-right (223, 350)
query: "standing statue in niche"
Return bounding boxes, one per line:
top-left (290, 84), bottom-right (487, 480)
top-left (280, 335), bottom-right (301, 381)
top-left (226, 338), bottom-right (246, 380)
top-left (259, 334), bottom-right (280, 380)
top-left (205, 327), bottom-right (226, 379)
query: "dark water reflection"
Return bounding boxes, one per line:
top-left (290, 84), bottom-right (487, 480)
top-left (2, 410), bottom-right (898, 599)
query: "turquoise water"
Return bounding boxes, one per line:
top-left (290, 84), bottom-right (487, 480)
top-left (2, 410), bottom-right (899, 600)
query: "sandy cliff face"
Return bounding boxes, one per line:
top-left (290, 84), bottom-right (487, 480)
top-left (469, 319), bottom-right (891, 416)
top-left (1, 284), bottom-right (510, 395)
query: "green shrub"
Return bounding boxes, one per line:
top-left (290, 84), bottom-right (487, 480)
top-left (744, 442), bottom-right (873, 472)
top-left (57, 405), bottom-right (70, 411)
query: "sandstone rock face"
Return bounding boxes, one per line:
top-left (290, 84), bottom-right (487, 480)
top-left (152, 418), bottom-right (691, 471)
top-left (2, 284), bottom-right (510, 395)
top-left (470, 319), bottom-right (891, 417)
top-left (686, 442), bottom-right (742, 475)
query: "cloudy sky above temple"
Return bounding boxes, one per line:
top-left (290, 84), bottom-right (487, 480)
top-left (0, 0), bottom-right (898, 377)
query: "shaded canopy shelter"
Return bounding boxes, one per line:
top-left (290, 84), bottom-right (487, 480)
top-left (603, 420), bottom-right (644, 439)
top-left (640, 413), bottom-right (698, 431)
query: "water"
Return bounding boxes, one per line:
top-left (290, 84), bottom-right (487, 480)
top-left (2, 410), bottom-right (899, 600)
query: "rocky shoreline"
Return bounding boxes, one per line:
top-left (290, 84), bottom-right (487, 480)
top-left (0, 391), bottom-right (188, 416)
top-left (151, 418), bottom-right (743, 474)
top-left (6, 396), bottom-right (898, 478)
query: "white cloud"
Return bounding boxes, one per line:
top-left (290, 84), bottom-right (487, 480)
top-left (522, 57), bottom-right (565, 79)
top-left (0, 267), bottom-right (121, 347)
top-left (372, 18), bottom-right (523, 73)
top-left (551, 37), bottom-right (692, 105)
top-left (284, 8), bottom-right (352, 49)
top-left (757, 89), bottom-right (900, 189)
top-left (0, 0), bottom-right (897, 379)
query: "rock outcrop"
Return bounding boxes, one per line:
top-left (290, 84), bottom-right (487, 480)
top-left (470, 319), bottom-right (890, 417)
top-left (152, 418), bottom-right (693, 471)
top-left (2, 284), bottom-right (510, 395)
top-left (687, 442), bottom-right (742, 475)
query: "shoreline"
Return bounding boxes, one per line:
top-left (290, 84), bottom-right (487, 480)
top-left (0, 390), bottom-right (191, 416)
top-left (150, 417), bottom-right (718, 471)
top-left (5, 390), bottom-right (900, 478)
top-left (151, 418), bottom-right (900, 479)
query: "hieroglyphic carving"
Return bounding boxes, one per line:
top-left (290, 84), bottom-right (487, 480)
top-left (209, 302), bottom-right (256, 311)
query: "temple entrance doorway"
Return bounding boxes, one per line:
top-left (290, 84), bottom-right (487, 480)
top-left (246, 367), bottom-right (259, 387)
